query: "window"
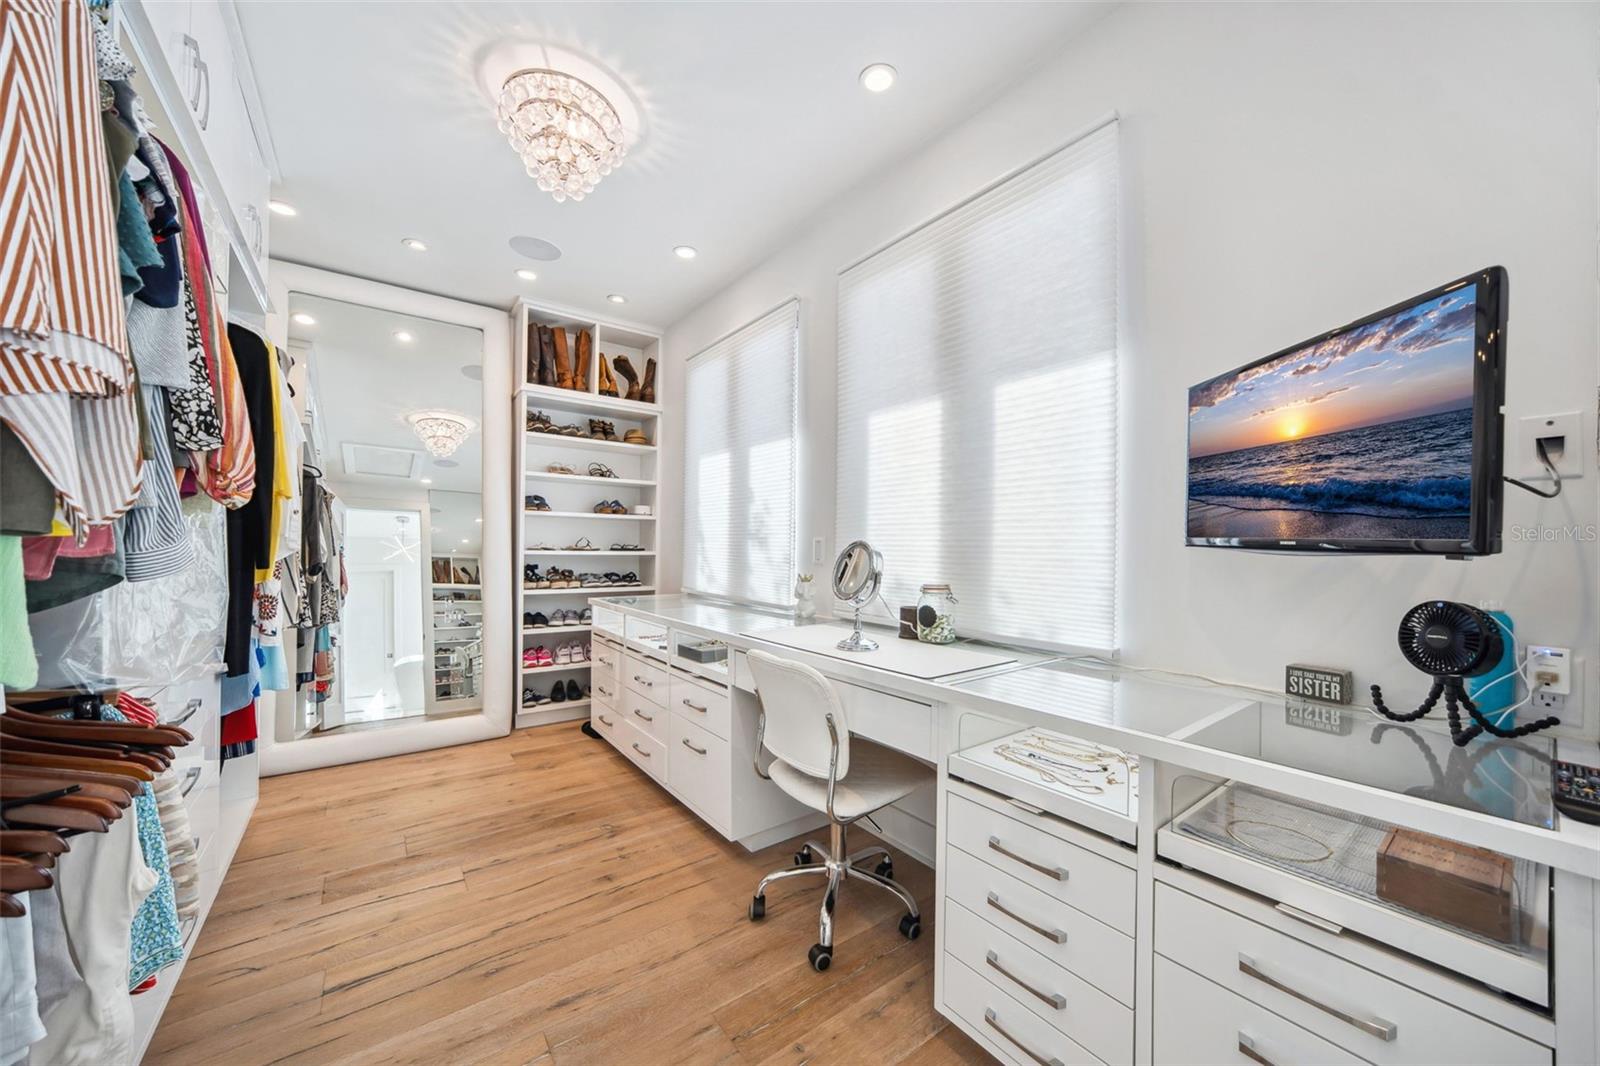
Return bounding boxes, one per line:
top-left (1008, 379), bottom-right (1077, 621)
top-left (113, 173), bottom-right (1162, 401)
top-left (836, 121), bottom-right (1118, 652)
top-left (683, 300), bottom-right (801, 607)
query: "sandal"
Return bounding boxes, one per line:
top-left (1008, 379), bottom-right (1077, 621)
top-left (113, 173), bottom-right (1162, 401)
top-left (526, 411), bottom-right (555, 433)
top-left (610, 543), bottom-right (640, 551)
top-left (547, 462), bottom-right (576, 475)
top-left (568, 537), bottom-right (596, 551)
top-left (523, 564), bottom-right (540, 588)
top-left (525, 494), bottom-right (551, 512)
top-left (594, 500), bottom-right (621, 515)
top-left (619, 571), bottom-right (639, 586)
top-left (588, 462), bottom-right (617, 479)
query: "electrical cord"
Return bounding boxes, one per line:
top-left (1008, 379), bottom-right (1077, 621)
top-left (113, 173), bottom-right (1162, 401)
top-left (1504, 437), bottom-right (1562, 499)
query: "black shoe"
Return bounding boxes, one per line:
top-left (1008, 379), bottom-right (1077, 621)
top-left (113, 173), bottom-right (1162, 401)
top-left (522, 612), bottom-right (535, 627)
top-left (521, 687), bottom-right (535, 705)
top-left (523, 564), bottom-right (539, 585)
top-left (527, 611), bottom-right (549, 628)
top-left (564, 679), bottom-right (582, 701)
top-left (551, 683), bottom-right (567, 703)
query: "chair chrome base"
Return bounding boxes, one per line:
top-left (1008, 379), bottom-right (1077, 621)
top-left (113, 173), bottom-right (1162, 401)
top-left (750, 822), bottom-right (920, 972)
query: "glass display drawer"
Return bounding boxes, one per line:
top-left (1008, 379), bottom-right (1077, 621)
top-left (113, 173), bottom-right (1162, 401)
top-left (1159, 775), bottom-right (1550, 1007)
top-left (624, 613), bottom-right (670, 661)
top-left (670, 629), bottom-right (730, 686)
top-left (949, 725), bottom-right (1139, 846)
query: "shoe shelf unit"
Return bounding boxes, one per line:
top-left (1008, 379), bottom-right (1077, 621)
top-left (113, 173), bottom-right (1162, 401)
top-left (430, 555), bottom-right (483, 709)
top-left (512, 298), bottom-right (663, 731)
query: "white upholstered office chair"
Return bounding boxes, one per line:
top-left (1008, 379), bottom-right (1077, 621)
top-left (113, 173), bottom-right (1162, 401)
top-left (745, 649), bottom-right (931, 972)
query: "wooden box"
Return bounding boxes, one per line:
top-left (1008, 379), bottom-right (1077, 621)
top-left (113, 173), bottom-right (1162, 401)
top-left (1376, 827), bottom-right (1515, 943)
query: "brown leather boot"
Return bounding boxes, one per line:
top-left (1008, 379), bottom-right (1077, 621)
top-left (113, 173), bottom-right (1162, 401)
top-left (640, 357), bottom-right (657, 404)
top-left (574, 330), bottom-right (592, 392)
top-left (612, 355), bottom-right (641, 401)
top-left (598, 355), bottom-right (619, 397)
top-left (536, 325), bottom-right (556, 386)
top-left (525, 323), bottom-right (540, 384)
top-left (553, 328), bottom-right (574, 390)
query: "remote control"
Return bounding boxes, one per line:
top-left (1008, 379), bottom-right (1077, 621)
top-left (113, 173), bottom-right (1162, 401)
top-left (1553, 760), bottom-right (1600, 826)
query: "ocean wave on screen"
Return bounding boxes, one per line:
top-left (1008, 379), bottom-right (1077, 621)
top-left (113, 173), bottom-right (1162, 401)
top-left (1188, 475), bottom-right (1472, 515)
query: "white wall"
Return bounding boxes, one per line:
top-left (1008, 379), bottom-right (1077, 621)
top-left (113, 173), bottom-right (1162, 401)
top-left (662, 2), bottom-right (1600, 735)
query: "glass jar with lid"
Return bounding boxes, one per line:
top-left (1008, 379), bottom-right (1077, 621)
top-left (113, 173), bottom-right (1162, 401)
top-left (916, 584), bottom-right (958, 644)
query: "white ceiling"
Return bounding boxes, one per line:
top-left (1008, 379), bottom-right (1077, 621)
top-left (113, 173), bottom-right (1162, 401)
top-left (239, 2), bottom-right (1112, 327)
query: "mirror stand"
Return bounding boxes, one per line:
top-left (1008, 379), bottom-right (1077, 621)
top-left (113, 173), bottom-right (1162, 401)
top-left (837, 602), bottom-right (880, 653)
top-left (832, 539), bottom-right (884, 653)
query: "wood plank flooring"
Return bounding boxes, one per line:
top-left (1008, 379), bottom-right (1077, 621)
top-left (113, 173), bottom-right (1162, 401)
top-left (150, 722), bottom-right (989, 1066)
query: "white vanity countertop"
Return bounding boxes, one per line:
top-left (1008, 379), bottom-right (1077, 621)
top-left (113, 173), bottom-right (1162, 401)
top-left (592, 594), bottom-right (1600, 875)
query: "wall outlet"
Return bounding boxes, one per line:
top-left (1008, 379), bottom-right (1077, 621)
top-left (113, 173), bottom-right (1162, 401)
top-left (1527, 645), bottom-right (1572, 695)
top-left (1516, 412), bottom-right (1584, 480)
top-left (1533, 690), bottom-right (1567, 716)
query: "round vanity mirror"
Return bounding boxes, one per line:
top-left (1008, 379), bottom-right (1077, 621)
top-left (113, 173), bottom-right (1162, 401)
top-left (832, 540), bottom-right (883, 652)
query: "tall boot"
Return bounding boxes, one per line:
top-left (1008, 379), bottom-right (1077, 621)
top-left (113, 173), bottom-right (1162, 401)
top-left (552, 328), bottom-right (574, 390)
top-left (574, 330), bottom-right (593, 392)
top-left (536, 325), bottom-right (556, 386)
top-left (612, 355), bottom-right (641, 402)
top-left (525, 323), bottom-right (540, 384)
top-left (640, 357), bottom-right (657, 405)
top-left (598, 355), bottom-right (618, 397)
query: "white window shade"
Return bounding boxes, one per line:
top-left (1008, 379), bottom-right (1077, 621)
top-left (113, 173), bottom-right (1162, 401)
top-left (683, 299), bottom-right (800, 607)
top-left (836, 120), bottom-right (1118, 652)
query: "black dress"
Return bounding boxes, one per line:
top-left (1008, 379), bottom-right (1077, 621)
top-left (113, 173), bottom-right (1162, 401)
top-left (223, 324), bottom-right (276, 677)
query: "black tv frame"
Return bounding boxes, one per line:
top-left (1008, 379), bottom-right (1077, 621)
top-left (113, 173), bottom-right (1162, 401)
top-left (1185, 266), bottom-right (1507, 557)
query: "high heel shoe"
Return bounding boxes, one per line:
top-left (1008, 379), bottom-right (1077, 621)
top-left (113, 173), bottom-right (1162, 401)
top-left (640, 357), bottom-right (657, 404)
top-left (612, 355), bottom-right (641, 402)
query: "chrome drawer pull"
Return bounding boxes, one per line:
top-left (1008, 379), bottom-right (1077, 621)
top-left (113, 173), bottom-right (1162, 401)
top-left (597, 685), bottom-right (612, 699)
top-left (681, 698), bottom-right (707, 713)
top-left (633, 675), bottom-right (654, 687)
top-left (633, 709), bottom-right (654, 722)
top-left (597, 714), bottom-right (613, 727)
top-left (1236, 1033), bottom-right (1275, 1066)
top-left (165, 698), bottom-right (202, 728)
top-left (681, 738), bottom-right (707, 756)
top-left (983, 1008), bottom-right (1062, 1066)
top-left (179, 766), bottom-right (203, 798)
top-left (986, 891), bottom-right (1067, 945)
top-left (985, 950), bottom-right (1065, 1010)
top-left (988, 836), bottom-right (1068, 881)
top-left (1237, 954), bottom-right (1396, 1041)
top-left (631, 742), bottom-right (651, 758)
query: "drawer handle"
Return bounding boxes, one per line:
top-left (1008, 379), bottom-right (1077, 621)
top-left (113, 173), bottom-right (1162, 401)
top-left (633, 675), bottom-right (654, 688)
top-left (985, 950), bottom-right (1065, 1010)
top-left (633, 708), bottom-right (654, 723)
top-left (164, 697), bottom-right (203, 728)
top-left (597, 685), bottom-right (612, 699)
top-left (986, 891), bottom-right (1067, 945)
top-left (1236, 1033), bottom-right (1275, 1066)
top-left (597, 714), bottom-right (613, 727)
top-left (681, 738), bottom-right (707, 756)
top-left (179, 766), bottom-right (203, 798)
top-left (681, 698), bottom-right (707, 713)
top-left (982, 1008), bottom-right (1063, 1066)
top-left (1237, 954), bottom-right (1396, 1041)
top-left (988, 836), bottom-right (1068, 882)
top-left (631, 742), bottom-right (651, 759)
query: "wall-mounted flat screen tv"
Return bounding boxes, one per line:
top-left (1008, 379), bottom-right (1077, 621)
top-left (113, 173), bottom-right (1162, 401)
top-left (1186, 267), bottom-right (1506, 555)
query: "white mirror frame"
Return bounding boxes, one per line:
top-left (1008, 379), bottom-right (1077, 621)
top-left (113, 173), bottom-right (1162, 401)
top-left (257, 261), bottom-right (513, 775)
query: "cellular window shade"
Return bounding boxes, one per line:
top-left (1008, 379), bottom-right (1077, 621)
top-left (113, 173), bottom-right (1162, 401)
top-left (836, 120), bottom-right (1118, 652)
top-left (683, 299), bottom-right (800, 607)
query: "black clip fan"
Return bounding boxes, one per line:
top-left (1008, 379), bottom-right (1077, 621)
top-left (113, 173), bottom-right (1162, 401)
top-left (1370, 601), bottom-right (1561, 747)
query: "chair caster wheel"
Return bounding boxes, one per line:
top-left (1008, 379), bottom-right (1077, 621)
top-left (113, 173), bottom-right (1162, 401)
top-left (874, 860), bottom-right (894, 879)
top-left (899, 915), bottom-right (922, 941)
top-left (808, 943), bottom-right (832, 972)
top-left (749, 895), bottom-right (765, 921)
top-left (794, 847), bottom-right (813, 866)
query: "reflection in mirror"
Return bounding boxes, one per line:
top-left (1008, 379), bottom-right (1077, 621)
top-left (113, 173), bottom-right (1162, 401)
top-left (285, 293), bottom-right (484, 736)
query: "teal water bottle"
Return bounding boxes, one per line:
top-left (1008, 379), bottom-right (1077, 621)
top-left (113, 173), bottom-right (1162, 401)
top-left (1466, 602), bottom-right (1516, 729)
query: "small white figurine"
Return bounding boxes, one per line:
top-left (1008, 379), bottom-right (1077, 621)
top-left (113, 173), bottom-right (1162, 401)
top-left (794, 573), bottom-right (817, 622)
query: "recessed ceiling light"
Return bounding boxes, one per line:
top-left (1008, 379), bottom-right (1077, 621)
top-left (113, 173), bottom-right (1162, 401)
top-left (607, 294), bottom-right (626, 304)
top-left (859, 63), bottom-right (897, 93)
top-left (268, 200), bottom-right (298, 217)
top-left (393, 330), bottom-right (415, 343)
top-left (673, 246), bottom-right (697, 260)
top-left (515, 269), bottom-right (538, 282)
top-left (474, 517), bottom-right (483, 524)
top-left (420, 477), bottom-right (433, 485)
top-left (291, 312), bottom-right (317, 326)
top-left (461, 538), bottom-right (469, 544)
top-left (402, 238), bottom-right (428, 252)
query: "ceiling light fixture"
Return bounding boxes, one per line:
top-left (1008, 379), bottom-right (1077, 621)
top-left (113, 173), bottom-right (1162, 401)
top-left (291, 312), bottom-right (317, 326)
top-left (673, 245), bottom-right (697, 260)
top-left (496, 68), bottom-right (626, 203)
top-left (515, 268), bottom-right (538, 282)
top-left (393, 330), bottom-right (415, 343)
top-left (407, 410), bottom-right (475, 458)
top-left (859, 63), bottom-right (897, 93)
top-left (421, 477), bottom-right (433, 485)
top-left (402, 237), bottom-right (428, 252)
top-left (268, 200), bottom-right (298, 217)
top-left (606, 294), bottom-right (626, 304)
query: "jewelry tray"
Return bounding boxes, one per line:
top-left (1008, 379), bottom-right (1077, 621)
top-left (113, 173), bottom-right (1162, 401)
top-left (948, 726), bottom-right (1139, 845)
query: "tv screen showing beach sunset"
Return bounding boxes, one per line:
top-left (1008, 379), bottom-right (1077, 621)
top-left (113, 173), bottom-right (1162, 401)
top-left (1188, 285), bottom-right (1478, 542)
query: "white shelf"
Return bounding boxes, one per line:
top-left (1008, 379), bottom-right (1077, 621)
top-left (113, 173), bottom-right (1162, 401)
top-left (434, 625), bottom-right (481, 632)
top-left (431, 583), bottom-right (482, 591)
top-left (523, 585), bottom-right (653, 597)
top-left (521, 384), bottom-right (662, 418)
top-left (524, 431), bottom-right (656, 455)
top-left (518, 697), bottom-right (591, 717)
top-left (524, 509), bottom-right (656, 521)
top-left (524, 549), bottom-right (656, 557)
top-left (523, 624), bottom-right (593, 634)
top-left (524, 470), bottom-right (656, 489)
top-left (520, 661), bottom-right (593, 675)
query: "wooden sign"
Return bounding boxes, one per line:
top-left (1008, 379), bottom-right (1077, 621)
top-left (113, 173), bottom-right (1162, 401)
top-left (1285, 663), bottom-right (1353, 704)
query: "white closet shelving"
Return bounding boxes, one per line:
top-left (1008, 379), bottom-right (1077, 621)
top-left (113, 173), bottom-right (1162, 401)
top-left (511, 299), bottom-right (664, 729)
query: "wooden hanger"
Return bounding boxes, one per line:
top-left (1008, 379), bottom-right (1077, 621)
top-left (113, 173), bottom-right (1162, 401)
top-left (0, 830), bottom-right (68, 858)
top-left (1, 736), bottom-right (167, 773)
top-left (0, 893), bottom-right (24, 918)
top-left (0, 803), bottom-right (110, 834)
top-left (0, 764), bottom-right (141, 799)
top-left (0, 750), bottom-right (156, 782)
top-left (1, 708), bottom-right (190, 748)
top-left (2, 777), bottom-right (134, 809)
top-left (0, 857), bottom-right (52, 894)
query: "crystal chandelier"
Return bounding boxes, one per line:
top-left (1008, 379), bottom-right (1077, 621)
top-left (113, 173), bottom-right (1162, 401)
top-left (408, 411), bottom-right (474, 458)
top-left (496, 68), bottom-right (626, 203)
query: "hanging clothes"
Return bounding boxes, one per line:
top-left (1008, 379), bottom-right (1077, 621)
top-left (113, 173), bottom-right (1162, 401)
top-left (0, 536), bottom-right (39, 689)
top-left (120, 385), bottom-right (193, 581)
top-left (0, 911), bottom-right (45, 1066)
top-left (193, 318), bottom-right (254, 507)
top-left (223, 324), bottom-right (276, 677)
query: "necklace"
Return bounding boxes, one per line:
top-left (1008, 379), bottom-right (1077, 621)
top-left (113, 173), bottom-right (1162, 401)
top-left (991, 746), bottom-right (1106, 794)
top-left (1223, 818), bottom-right (1334, 863)
top-left (1015, 733), bottom-right (1138, 772)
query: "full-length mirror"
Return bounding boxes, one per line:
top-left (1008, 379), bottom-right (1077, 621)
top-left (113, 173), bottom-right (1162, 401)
top-left (283, 293), bottom-right (485, 734)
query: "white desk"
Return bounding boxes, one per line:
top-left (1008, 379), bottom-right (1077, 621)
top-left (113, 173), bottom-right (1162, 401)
top-left (587, 593), bottom-right (1600, 1066)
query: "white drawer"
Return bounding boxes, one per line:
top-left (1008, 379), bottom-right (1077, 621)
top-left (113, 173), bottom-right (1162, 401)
top-left (591, 666), bottom-right (621, 711)
top-left (186, 777), bottom-right (221, 871)
top-left (1155, 885), bottom-right (1549, 1066)
top-left (948, 793), bottom-right (1135, 935)
top-left (944, 955), bottom-right (1104, 1066)
top-left (591, 703), bottom-right (625, 747)
top-left (945, 846), bottom-right (1133, 1005)
top-left (591, 637), bottom-right (623, 676)
top-left (618, 713), bottom-right (666, 783)
top-left (1154, 954), bottom-right (1365, 1066)
top-left (669, 713), bottom-right (731, 831)
top-left (945, 900), bottom-right (1132, 1064)
top-left (669, 670), bottom-right (730, 740)
top-left (836, 682), bottom-right (932, 760)
top-left (623, 686), bottom-right (668, 742)
top-left (623, 653), bottom-right (669, 708)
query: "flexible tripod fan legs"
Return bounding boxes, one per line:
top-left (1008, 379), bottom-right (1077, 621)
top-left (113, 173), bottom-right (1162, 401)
top-left (1371, 676), bottom-right (1561, 747)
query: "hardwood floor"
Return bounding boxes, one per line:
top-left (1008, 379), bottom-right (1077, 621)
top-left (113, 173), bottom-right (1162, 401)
top-left (150, 722), bottom-right (989, 1066)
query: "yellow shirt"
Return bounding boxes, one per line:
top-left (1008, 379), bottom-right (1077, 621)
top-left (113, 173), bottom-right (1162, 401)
top-left (255, 341), bottom-right (295, 581)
